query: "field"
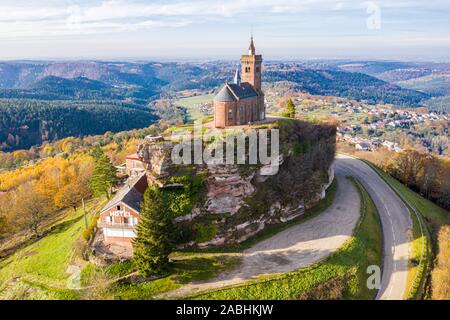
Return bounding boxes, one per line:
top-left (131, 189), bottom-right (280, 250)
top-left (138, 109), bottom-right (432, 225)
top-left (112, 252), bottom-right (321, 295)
top-left (191, 177), bottom-right (382, 300)
top-left (175, 94), bottom-right (214, 121)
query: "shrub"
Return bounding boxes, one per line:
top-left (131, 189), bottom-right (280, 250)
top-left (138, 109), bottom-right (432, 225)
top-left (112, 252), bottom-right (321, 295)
top-left (432, 225), bottom-right (450, 299)
top-left (82, 212), bottom-right (100, 242)
top-left (193, 223), bottom-right (218, 243)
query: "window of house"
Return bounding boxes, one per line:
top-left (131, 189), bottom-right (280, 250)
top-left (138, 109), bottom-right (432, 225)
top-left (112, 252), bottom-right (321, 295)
top-left (117, 205), bottom-right (121, 211)
top-left (228, 109), bottom-right (233, 120)
top-left (123, 217), bottom-right (129, 224)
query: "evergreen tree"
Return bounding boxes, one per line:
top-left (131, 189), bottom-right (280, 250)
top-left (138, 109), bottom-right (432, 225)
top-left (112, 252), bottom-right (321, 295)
top-left (90, 145), bottom-right (104, 160)
top-left (133, 186), bottom-right (174, 276)
top-left (89, 153), bottom-right (118, 199)
top-left (285, 98), bottom-right (296, 118)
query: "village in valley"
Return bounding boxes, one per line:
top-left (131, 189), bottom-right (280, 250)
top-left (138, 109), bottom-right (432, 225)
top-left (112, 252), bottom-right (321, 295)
top-left (175, 89), bottom-right (448, 156)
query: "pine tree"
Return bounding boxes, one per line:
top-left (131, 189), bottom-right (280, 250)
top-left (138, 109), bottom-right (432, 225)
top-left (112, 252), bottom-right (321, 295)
top-left (285, 98), bottom-right (296, 118)
top-left (90, 145), bottom-right (104, 160)
top-left (133, 186), bottom-right (173, 277)
top-left (89, 153), bottom-right (117, 199)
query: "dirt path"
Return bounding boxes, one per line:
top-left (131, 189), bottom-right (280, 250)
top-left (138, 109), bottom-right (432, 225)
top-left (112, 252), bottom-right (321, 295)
top-left (159, 170), bottom-right (361, 298)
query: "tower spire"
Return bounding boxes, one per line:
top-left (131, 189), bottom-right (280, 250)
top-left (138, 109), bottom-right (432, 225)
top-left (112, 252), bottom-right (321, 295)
top-left (233, 65), bottom-right (240, 85)
top-left (248, 34), bottom-right (255, 55)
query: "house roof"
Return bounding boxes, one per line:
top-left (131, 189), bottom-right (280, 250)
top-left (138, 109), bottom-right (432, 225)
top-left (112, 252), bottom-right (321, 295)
top-left (101, 172), bottom-right (147, 214)
top-left (126, 153), bottom-right (140, 160)
top-left (357, 142), bottom-right (371, 148)
top-left (214, 82), bottom-right (258, 102)
top-left (214, 85), bottom-right (236, 102)
top-left (227, 83), bottom-right (258, 100)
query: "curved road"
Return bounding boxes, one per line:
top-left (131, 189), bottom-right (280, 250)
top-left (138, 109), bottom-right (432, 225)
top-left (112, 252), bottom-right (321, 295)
top-left (162, 155), bottom-right (411, 299)
top-left (162, 172), bottom-right (361, 298)
top-left (336, 154), bottom-right (412, 300)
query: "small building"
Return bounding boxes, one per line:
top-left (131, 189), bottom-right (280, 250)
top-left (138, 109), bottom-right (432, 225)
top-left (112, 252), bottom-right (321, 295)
top-left (125, 153), bottom-right (145, 177)
top-left (98, 172), bottom-right (148, 246)
top-left (355, 142), bottom-right (371, 151)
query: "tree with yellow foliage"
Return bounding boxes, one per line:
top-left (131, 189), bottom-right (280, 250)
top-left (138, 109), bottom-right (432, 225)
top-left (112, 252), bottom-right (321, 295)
top-left (13, 182), bottom-right (50, 238)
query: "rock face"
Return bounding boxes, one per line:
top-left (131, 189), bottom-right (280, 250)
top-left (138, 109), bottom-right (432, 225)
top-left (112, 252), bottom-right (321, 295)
top-left (137, 120), bottom-right (336, 248)
top-left (205, 165), bottom-right (255, 215)
top-left (136, 135), bottom-right (173, 186)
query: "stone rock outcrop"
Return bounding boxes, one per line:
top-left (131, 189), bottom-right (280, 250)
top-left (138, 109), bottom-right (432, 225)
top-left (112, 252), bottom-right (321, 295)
top-left (205, 165), bottom-right (255, 215)
top-left (137, 120), bottom-right (336, 248)
top-left (137, 135), bottom-right (173, 186)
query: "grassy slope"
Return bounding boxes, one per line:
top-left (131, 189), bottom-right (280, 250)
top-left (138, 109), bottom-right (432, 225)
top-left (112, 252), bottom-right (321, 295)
top-left (0, 174), bottom-right (337, 300)
top-left (77, 255), bottom-right (240, 300)
top-left (362, 160), bottom-right (449, 299)
top-left (190, 177), bottom-right (382, 300)
top-left (0, 198), bottom-right (105, 300)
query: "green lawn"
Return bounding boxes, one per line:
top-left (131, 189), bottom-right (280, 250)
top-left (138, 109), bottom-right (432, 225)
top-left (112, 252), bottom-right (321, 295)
top-left (175, 94), bottom-right (214, 121)
top-left (77, 254), bottom-right (240, 299)
top-left (190, 177), bottom-right (382, 300)
top-left (0, 198), bottom-right (105, 299)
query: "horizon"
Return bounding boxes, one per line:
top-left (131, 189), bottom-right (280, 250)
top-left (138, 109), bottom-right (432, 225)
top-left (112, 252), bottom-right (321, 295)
top-left (0, 0), bottom-right (449, 61)
top-left (1, 58), bottom-right (449, 64)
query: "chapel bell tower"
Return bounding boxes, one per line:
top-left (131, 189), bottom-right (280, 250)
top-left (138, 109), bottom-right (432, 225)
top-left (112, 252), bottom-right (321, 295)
top-left (240, 35), bottom-right (262, 94)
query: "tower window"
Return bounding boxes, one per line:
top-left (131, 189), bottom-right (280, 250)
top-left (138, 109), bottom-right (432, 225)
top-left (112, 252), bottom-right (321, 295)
top-left (245, 67), bottom-right (250, 73)
top-left (256, 67), bottom-right (260, 72)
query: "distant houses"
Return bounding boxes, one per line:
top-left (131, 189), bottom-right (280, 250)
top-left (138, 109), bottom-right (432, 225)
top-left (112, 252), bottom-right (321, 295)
top-left (355, 142), bottom-right (371, 151)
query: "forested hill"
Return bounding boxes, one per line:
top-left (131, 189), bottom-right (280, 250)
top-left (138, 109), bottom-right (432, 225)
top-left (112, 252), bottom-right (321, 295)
top-left (0, 76), bottom-right (160, 102)
top-left (264, 68), bottom-right (429, 106)
top-left (0, 61), bottom-right (430, 106)
top-left (0, 99), bottom-right (157, 151)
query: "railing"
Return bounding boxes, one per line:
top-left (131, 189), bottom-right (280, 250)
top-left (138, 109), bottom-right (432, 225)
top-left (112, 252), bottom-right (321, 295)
top-left (97, 221), bottom-right (135, 230)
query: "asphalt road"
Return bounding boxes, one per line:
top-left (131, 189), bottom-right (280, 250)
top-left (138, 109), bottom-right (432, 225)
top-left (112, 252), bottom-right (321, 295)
top-left (335, 154), bottom-right (412, 300)
top-left (161, 170), bottom-right (361, 299)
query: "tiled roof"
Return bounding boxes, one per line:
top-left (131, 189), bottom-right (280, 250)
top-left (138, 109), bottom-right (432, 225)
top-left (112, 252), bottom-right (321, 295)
top-left (214, 82), bottom-right (258, 102)
top-left (126, 153), bottom-right (140, 160)
top-left (101, 172), bottom-right (147, 214)
top-left (227, 83), bottom-right (258, 100)
top-left (214, 85), bottom-right (236, 102)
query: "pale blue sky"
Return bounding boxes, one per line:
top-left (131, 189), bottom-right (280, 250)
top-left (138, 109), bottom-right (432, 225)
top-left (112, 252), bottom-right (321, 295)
top-left (0, 0), bottom-right (449, 60)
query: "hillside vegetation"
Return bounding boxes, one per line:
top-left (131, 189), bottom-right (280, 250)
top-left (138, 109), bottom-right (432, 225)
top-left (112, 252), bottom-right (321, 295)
top-left (264, 68), bottom-right (429, 106)
top-left (0, 99), bottom-right (157, 151)
top-left (0, 198), bottom-right (105, 300)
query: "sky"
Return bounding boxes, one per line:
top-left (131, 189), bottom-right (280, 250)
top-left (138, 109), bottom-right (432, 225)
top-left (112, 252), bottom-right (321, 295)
top-left (0, 0), bottom-right (449, 61)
